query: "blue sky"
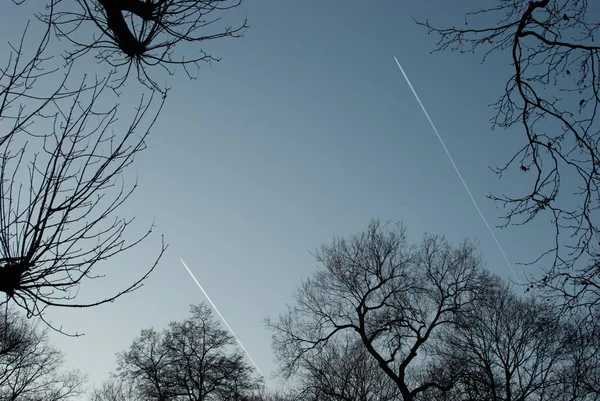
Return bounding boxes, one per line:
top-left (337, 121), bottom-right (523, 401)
top-left (2, 0), bottom-right (571, 395)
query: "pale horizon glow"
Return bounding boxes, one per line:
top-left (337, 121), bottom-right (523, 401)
top-left (179, 258), bottom-right (264, 378)
top-left (393, 56), bottom-right (522, 284)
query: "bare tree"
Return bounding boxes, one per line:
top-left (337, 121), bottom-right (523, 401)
top-left (0, 19), bottom-right (166, 333)
top-left (164, 304), bottom-right (262, 401)
top-left (555, 314), bottom-right (600, 400)
top-left (114, 303), bottom-right (262, 401)
top-left (90, 377), bottom-right (138, 401)
top-left (117, 327), bottom-right (176, 401)
top-left (293, 336), bottom-right (400, 401)
top-left (266, 220), bottom-right (484, 401)
top-left (241, 388), bottom-right (296, 401)
top-left (22, 0), bottom-right (248, 90)
top-left (0, 307), bottom-right (86, 401)
top-left (416, 1), bottom-right (600, 324)
top-left (430, 274), bottom-right (574, 401)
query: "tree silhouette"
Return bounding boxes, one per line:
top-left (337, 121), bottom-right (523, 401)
top-left (293, 336), bottom-right (400, 401)
top-left (416, 0), bottom-right (600, 326)
top-left (90, 378), bottom-right (137, 401)
top-left (114, 303), bottom-right (262, 400)
top-left (557, 313), bottom-right (600, 400)
top-left (0, 307), bottom-right (86, 400)
top-left (27, 0), bottom-right (247, 90)
top-left (2, 0), bottom-right (243, 339)
top-left (266, 220), bottom-right (484, 401)
top-left (433, 274), bottom-right (573, 401)
top-left (241, 389), bottom-right (296, 401)
top-left (0, 20), bottom-right (166, 333)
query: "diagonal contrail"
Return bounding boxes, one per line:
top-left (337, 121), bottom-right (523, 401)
top-left (393, 56), bottom-right (521, 284)
top-left (179, 258), bottom-right (264, 377)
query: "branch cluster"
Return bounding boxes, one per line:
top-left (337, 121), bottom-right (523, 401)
top-left (37, 0), bottom-right (247, 90)
top-left (417, 0), bottom-right (600, 326)
top-left (267, 220), bottom-right (600, 401)
top-left (0, 10), bottom-right (167, 333)
top-left (0, 307), bottom-right (86, 400)
top-left (101, 303), bottom-right (263, 401)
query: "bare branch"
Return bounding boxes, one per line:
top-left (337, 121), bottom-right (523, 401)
top-left (0, 24), bottom-right (168, 333)
top-left (28, 0), bottom-right (248, 91)
top-left (417, 0), bottom-right (600, 326)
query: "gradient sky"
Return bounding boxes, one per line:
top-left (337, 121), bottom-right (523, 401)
top-left (3, 0), bottom-right (587, 397)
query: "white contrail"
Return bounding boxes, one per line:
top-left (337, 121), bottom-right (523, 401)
top-left (179, 258), bottom-right (264, 377)
top-left (393, 56), bottom-right (521, 284)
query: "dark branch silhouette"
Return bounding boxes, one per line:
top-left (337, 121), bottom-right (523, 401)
top-left (0, 21), bottom-right (167, 335)
top-left (266, 220), bottom-right (484, 401)
top-left (0, 307), bottom-right (86, 400)
top-left (293, 336), bottom-right (400, 401)
top-left (113, 303), bottom-right (262, 401)
top-left (416, 0), bottom-right (600, 326)
top-left (27, 0), bottom-right (248, 91)
top-left (433, 274), bottom-right (576, 401)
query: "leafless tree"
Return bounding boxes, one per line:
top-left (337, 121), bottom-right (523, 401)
top-left (89, 377), bottom-right (138, 401)
top-left (241, 389), bottom-right (296, 401)
top-left (116, 327), bottom-right (176, 401)
top-left (430, 274), bottom-right (575, 401)
top-left (266, 220), bottom-right (484, 401)
top-left (0, 18), bottom-right (167, 333)
top-left (114, 303), bottom-right (262, 401)
top-left (0, 307), bottom-right (86, 401)
top-left (20, 0), bottom-right (247, 91)
top-left (416, 1), bottom-right (600, 324)
top-left (293, 336), bottom-right (400, 401)
top-left (555, 314), bottom-right (600, 400)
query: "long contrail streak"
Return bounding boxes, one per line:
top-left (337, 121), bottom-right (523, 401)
top-left (393, 56), bottom-right (521, 284)
top-left (180, 258), bottom-right (264, 377)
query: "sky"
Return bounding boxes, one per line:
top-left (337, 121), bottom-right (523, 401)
top-left (1, 0), bottom-right (584, 396)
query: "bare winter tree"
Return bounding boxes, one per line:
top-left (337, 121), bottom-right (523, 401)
top-left (164, 304), bottom-right (262, 401)
top-left (116, 327), bottom-right (176, 401)
top-left (0, 0), bottom-right (248, 329)
top-left (90, 377), bottom-right (138, 401)
top-left (416, 1), bottom-right (600, 324)
top-left (0, 19), bottom-right (166, 332)
top-left (241, 389), bottom-right (296, 401)
top-left (266, 220), bottom-right (484, 401)
top-left (294, 336), bottom-right (400, 401)
top-left (430, 274), bottom-right (574, 401)
top-left (0, 307), bottom-right (86, 401)
top-left (557, 313), bottom-right (600, 400)
top-left (22, 0), bottom-right (247, 90)
top-left (114, 303), bottom-right (262, 401)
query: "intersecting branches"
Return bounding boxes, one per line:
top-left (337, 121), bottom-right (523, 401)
top-left (416, 0), bottom-right (600, 323)
top-left (266, 221), bottom-right (484, 401)
top-left (32, 0), bottom-right (247, 91)
top-left (0, 24), bottom-right (167, 333)
top-left (294, 337), bottom-right (400, 401)
top-left (113, 303), bottom-right (262, 400)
